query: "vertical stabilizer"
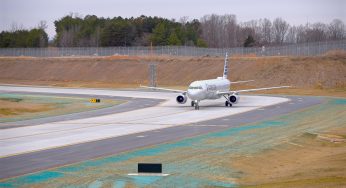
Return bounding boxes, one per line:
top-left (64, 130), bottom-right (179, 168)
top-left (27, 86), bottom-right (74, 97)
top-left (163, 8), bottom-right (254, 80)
top-left (223, 53), bottom-right (229, 79)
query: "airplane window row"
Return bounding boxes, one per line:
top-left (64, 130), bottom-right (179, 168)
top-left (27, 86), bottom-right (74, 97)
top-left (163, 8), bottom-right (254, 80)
top-left (189, 86), bottom-right (203, 90)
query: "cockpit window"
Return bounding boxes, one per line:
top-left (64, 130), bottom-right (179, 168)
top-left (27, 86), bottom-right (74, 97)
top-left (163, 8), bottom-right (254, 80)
top-left (188, 86), bottom-right (202, 90)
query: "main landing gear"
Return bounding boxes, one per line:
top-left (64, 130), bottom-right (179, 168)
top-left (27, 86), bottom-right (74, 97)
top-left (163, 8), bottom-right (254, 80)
top-left (191, 100), bottom-right (200, 110)
top-left (223, 95), bottom-right (232, 107)
top-left (225, 100), bottom-right (232, 107)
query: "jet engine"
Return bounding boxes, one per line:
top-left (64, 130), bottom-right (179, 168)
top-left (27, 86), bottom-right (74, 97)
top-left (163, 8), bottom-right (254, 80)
top-left (176, 94), bottom-right (187, 104)
top-left (229, 94), bottom-right (239, 104)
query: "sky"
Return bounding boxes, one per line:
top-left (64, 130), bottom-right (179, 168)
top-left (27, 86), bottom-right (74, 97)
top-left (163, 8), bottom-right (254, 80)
top-left (1, 0), bottom-right (345, 39)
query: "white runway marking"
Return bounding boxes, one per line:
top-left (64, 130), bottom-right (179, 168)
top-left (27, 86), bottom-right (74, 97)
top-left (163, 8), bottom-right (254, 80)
top-left (136, 135), bottom-right (147, 138)
top-left (192, 125), bottom-right (228, 127)
top-left (128, 173), bottom-right (170, 177)
top-left (287, 142), bottom-right (304, 147)
top-left (0, 85), bottom-right (289, 157)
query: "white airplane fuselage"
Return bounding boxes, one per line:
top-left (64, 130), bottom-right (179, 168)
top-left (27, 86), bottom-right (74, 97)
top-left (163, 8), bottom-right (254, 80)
top-left (187, 77), bottom-right (230, 101)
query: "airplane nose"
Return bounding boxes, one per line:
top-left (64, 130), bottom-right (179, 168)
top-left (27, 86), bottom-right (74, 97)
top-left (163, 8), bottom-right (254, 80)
top-left (187, 89), bottom-right (196, 99)
top-left (187, 89), bottom-right (204, 100)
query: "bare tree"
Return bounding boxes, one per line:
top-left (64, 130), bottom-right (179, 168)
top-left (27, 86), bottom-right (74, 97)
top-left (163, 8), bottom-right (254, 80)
top-left (179, 16), bottom-right (189, 26)
top-left (220, 14), bottom-right (237, 47)
top-left (260, 18), bottom-right (272, 44)
top-left (295, 25), bottom-right (306, 43)
top-left (285, 26), bottom-right (297, 43)
top-left (242, 20), bottom-right (260, 43)
top-left (200, 14), bottom-right (221, 48)
top-left (272, 18), bottom-right (289, 44)
top-left (200, 14), bottom-right (343, 47)
top-left (306, 22), bottom-right (328, 42)
top-left (10, 22), bottom-right (24, 32)
top-left (200, 14), bottom-right (238, 48)
top-left (60, 25), bottom-right (80, 47)
top-left (328, 19), bottom-right (345, 40)
top-left (237, 21), bottom-right (257, 46)
top-left (37, 20), bottom-right (48, 30)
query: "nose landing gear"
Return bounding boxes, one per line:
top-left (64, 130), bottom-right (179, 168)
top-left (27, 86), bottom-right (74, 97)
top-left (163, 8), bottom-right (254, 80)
top-left (192, 100), bottom-right (200, 110)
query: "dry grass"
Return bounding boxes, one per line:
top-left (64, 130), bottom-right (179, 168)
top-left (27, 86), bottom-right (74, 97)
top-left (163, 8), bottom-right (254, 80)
top-left (232, 129), bottom-right (346, 188)
top-left (0, 100), bottom-right (53, 117)
top-left (0, 94), bottom-right (124, 123)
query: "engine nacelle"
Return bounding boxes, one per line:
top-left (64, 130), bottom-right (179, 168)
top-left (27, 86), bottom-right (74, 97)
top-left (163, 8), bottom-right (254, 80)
top-left (229, 94), bottom-right (239, 104)
top-left (176, 94), bottom-right (187, 104)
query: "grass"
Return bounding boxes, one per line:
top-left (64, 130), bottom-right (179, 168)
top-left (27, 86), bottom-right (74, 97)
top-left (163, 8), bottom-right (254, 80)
top-left (0, 97), bottom-right (23, 102)
top-left (231, 99), bottom-right (346, 187)
top-left (241, 177), bottom-right (346, 188)
top-left (0, 107), bottom-right (51, 116)
top-left (0, 93), bottom-right (124, 123)
top-left (0, 99), bottom-right (53, 117)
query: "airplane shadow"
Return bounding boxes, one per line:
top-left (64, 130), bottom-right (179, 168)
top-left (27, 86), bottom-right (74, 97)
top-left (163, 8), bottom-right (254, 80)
top-left (164, 105), bottom-right (260, 109)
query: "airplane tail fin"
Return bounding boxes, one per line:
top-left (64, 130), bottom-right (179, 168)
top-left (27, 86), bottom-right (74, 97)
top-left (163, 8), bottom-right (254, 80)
top-left (223, 53), bottom-right (229, 79)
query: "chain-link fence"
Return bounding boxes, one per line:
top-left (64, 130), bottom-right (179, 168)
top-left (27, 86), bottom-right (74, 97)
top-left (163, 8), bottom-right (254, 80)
top-left (0, 40), bottom-right (345, 57)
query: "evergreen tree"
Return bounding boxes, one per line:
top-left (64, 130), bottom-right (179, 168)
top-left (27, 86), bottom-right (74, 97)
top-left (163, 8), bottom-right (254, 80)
top-left (0, 28), bottom-right (48, 48)
top-left (168, 31), bottom-right (182, 45)
top-left (151, 22), bottom-right (169, 45)
top-left (196, 38), bottom-right (208, 47)
top-left (244, 35), bottom-right (255, 47)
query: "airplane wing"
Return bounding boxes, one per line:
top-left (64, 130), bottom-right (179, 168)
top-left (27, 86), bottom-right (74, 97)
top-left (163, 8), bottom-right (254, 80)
top-left (217, 86), bottom-right (291, 95)
top-left (230, 80), bottom-right (255, 84)
top-left (140, 85), bottom-right (186, 94)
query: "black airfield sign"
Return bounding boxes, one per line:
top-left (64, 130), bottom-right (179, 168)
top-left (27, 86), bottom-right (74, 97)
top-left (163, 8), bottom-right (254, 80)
top-left (138, 163), bottom-right (162, 173)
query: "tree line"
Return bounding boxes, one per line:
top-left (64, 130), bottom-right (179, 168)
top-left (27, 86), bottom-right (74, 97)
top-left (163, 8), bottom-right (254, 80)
top-left (0, 22), bottom-right (48, 48)
top-left (54, 14), bottom-right (205, 47)
top-left (200, 14), bottom-right (345, 48)
top-left (1, 14), bottom-right (345, 48)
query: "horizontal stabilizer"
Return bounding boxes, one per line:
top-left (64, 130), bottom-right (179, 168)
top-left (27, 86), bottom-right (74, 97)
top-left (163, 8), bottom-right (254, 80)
top-left (217, 86), bottom-right (291, 95)
top-left (230, 80), bottom-right (255, 84)
top-left (234, 86), bottom-right (291, 93)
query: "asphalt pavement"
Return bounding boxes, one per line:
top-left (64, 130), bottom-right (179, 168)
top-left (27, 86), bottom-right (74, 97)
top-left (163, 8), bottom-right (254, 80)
top-left (0, 93), bottom-right (324, 179)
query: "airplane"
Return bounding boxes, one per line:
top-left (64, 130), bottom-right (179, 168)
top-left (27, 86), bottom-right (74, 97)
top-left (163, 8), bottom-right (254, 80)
top-left (141, 53), bottom-right (290, 110)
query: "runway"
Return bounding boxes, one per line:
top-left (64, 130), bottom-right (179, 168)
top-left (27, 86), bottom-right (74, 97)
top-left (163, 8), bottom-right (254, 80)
top-left (0, 85), bottom-right (324, 179)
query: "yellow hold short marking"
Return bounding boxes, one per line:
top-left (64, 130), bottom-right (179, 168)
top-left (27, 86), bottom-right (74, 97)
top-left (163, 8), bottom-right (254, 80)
top-left (90, 98), bottom-right (101, 103)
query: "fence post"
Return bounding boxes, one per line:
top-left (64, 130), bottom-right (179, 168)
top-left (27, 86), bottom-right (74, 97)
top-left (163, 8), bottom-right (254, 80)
top-left (149, 63), bottom-right (157, 87)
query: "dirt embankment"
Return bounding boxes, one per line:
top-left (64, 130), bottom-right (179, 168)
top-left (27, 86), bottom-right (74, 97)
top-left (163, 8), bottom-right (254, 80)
top-left (0, 51), bottom-right (345, 94)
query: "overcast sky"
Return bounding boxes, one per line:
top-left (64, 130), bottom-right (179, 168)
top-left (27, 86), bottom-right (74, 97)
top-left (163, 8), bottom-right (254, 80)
top-left (1, 0), bottom-right (345, 39)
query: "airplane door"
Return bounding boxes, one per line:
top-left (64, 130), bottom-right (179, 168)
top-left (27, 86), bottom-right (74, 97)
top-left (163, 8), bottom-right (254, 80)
top-left (206, 84), bottom-right (216, 98)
